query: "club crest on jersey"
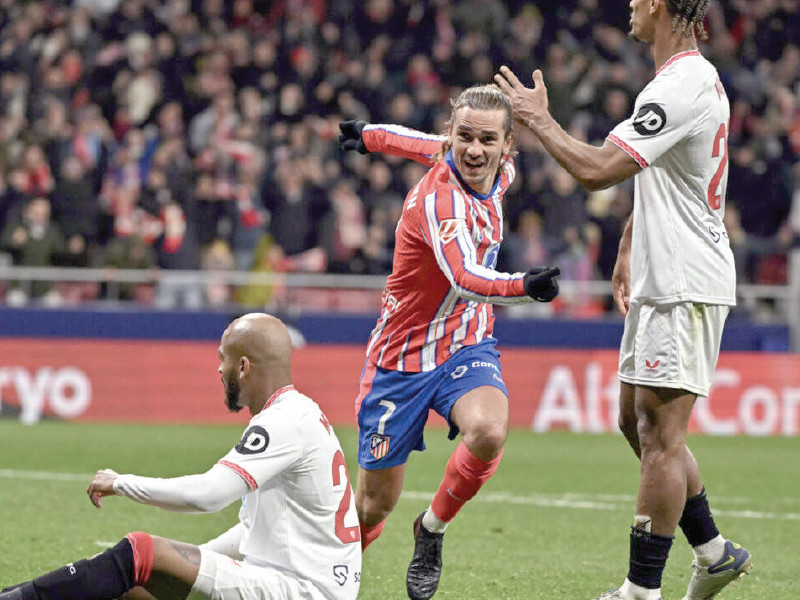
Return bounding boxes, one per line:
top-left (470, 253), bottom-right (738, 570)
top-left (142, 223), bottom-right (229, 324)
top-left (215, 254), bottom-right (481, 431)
top-left (438, 219), bottom-right (462, 244)
top-left (369, 434), bottom-right (391, 460)
top-left (633, 103), bottom-right (667, 136)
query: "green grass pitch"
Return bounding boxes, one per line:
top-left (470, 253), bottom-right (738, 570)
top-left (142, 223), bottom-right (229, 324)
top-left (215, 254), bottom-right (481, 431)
top-left (1, 420), bottom-right (798, 599)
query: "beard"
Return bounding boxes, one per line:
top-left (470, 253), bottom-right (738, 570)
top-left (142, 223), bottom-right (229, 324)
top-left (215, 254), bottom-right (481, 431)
top-left (223, 378), bottom-right (243, 412)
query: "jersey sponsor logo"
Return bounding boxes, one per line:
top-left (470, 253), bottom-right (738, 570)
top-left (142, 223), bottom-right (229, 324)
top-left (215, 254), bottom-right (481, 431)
top-left (632, 103), bottom-right (667, 136)
top-left (484, 244), bottom-right (499, 268)
top-left (235, 425), bottom-right (270, 454)
top-left (369, 433), bottom-right (390, 460)
top-left (438, 219), bottom-right (462, 244)
top-left (333, 565), bottom-right (349, 586)
top-left (707, 225), bottom-right (727, 243)
top-left (450, 365), bottom-right (468, 379)
top-left (383, 291), bottom-right (399, 312)
top-left (471, 360), bottom-right (500, 372)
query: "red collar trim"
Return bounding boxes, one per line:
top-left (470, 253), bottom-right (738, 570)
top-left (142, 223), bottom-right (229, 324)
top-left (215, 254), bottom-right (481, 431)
top-left (262, 385), bottom-right (295, 411)
top-left (656, 49), bottom-right (700, 76)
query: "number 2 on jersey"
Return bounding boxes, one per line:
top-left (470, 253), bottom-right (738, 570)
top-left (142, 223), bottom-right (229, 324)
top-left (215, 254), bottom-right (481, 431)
top-left (707, 123), bottom-right (728, 210)
top-left (331, 450), bottom-right (360, 544)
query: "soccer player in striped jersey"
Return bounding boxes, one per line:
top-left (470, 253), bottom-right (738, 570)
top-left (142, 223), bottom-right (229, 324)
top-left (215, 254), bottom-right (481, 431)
top-left (495, 1), bottom-right (751, 600)
top-left (339, 84), bottom-right (561, 600)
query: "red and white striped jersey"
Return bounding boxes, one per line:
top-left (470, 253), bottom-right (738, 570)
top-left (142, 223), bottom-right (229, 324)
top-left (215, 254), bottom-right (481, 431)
top-left (360, 124), bottom-right (533, 373)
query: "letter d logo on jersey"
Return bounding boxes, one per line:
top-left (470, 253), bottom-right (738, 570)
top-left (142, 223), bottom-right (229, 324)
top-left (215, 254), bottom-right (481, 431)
top-left (236, 426), bottom-right (270, 454)
top-left (633, 103), bottom-right (667, 136)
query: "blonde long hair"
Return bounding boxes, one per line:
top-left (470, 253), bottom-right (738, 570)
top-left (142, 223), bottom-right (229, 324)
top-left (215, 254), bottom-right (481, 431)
top-left (434, 84), bottom-right (516, 163)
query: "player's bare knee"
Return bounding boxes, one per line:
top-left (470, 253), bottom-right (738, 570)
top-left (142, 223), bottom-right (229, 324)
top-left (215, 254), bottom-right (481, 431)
top-left (356, 499), bottom-right (393, 526)
top-left (149, 536), bottom-right (201, 572)
top-left (356, 490), bottom-right (396, 525)
top-left (637, 423), bottom-right (685, 458)
top-left (463, 423), bottom-right (506, 461)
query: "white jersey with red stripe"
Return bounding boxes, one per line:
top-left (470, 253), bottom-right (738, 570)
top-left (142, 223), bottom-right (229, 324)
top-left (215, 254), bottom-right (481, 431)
top-left (360, 124), bottom-right (532, 373)
top-left (217, 386), bottom-right (361, 600)
top-left (607, 50), bottom-right (736, 306)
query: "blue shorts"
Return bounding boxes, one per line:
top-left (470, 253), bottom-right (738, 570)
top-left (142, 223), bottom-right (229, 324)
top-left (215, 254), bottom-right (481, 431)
top-left (355, 340), bottom-right (508, 470)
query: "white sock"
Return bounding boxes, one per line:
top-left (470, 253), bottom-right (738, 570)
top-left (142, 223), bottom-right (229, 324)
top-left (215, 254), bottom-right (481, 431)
top-left (633, 514), bottom-right (652, 532)
top-left (421, 506), bottom-right (448, 534)
top-left (620, 578), bottom-right (662, 600)
top-left (692, 534), bottom-right (726, 566)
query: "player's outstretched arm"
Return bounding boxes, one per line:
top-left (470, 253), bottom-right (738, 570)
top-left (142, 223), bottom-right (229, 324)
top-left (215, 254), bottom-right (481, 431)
top-left (427, 198), bottom-right (560, 304)
top-left (494, 66), bottom-right (640, 190)
top-left (87, 465), bottom-right (249, 513)
top-left (339, 120), bottom-right (444, 166)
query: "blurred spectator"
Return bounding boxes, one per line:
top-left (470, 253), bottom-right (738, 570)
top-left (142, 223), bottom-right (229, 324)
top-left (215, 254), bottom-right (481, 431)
top-left (10, 145), bottom-right (54, 198)
top-left (51, 156), bottom-right (98, 245)
top-left (588, 182), bottom-right (633, 282)
top-left (499, 210), bottom-right (552, 275)
top-left (537, 166), bottom-right (590, 251)
top-left (230, 169), bottom-right (268, 271)
top-left (550, 223), bottom-right (603, 317)
top-left (0, 0), bottom-right (795, 314)
top-left (152, 200), bottom-right (203, 309)
top-left (325, 180), bottom-right (366, 273)
top-left (98, 225), bottom-right (156, 302)
top-left (0, 197), bottom-right (65, 303)
top-left (200, 238), bottom-right (236, 307)
top-left (189, 90), bottom-right (239, 155)
top-left (451, 0), bottom-right (508, 37)
top-left (235, 233), bottom-right (284, 308)
top-left (263, 158), bottom-right (330, 270)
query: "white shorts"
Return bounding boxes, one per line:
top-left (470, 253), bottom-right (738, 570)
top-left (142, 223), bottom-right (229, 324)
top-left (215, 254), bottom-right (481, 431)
top-left (618, 301), bottom-right (728, 397)
top-left (187, 549), bottom-right (327, 600)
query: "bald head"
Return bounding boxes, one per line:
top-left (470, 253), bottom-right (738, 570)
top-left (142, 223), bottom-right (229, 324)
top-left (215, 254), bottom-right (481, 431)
top-left (222, 313), bottom-right (293, 372)
top-left (218, 313), bottom-right (293, 414)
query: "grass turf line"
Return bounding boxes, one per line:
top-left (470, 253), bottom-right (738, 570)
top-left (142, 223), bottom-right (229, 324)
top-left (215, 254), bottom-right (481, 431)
top-left (0, 421), bottom-right (798, 599)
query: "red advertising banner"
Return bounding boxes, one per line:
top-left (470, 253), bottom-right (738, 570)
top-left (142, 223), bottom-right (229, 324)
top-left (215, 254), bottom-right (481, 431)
top-left (0, 339), bottom-right (799, 436)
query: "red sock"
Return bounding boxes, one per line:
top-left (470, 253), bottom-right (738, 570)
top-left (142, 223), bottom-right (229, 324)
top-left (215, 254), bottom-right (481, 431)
top-left (430, 441), bottom-right (503, 523)
top-left (125, 532), bottom-right (154, 586)
top-left (360, 520), bottom-right (385, 552)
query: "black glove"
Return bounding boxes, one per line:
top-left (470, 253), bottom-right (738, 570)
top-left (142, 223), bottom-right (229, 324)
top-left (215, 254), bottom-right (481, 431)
top-left (523, 267), bottom-right (560, 302)
top-left (339, 120), bottom-right (370, 154)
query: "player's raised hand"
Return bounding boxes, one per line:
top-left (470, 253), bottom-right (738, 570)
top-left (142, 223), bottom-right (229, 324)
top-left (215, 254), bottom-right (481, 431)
top-left (87, 469), bottom-right (119, 508)
top-left (494, 66), bottom-right (550, 131)
top-left (338, 119), bottom-right (370, 154)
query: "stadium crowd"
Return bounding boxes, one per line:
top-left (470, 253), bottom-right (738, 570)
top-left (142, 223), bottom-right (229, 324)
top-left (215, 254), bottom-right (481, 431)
top-left (0, 0), bottom-right (798, 313)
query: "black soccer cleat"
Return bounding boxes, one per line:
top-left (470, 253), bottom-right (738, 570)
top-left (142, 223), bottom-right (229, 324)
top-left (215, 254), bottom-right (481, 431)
top-left (406, 511), bottom-right (444, 600)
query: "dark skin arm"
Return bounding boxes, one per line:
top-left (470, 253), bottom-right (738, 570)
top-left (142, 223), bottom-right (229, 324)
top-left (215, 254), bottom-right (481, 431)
top-left (612, 215), bottom-right (633, 316)
top-left (494, 66), bottom-right (641, 191)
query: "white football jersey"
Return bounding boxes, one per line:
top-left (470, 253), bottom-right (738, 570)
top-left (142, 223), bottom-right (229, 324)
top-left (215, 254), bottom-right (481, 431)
top-left (217, 386), bottom-right (361, 600)
top-left (608, 50), bottom-right (736, 306)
